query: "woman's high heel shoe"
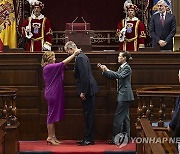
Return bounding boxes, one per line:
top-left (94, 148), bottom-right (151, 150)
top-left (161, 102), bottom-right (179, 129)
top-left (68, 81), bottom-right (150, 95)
top-left (54, 139), bottom-right (63, 144)
top-left (47, 139), bottom-right (60, 145)
top-left (53, 136), bottom-right (63, 144)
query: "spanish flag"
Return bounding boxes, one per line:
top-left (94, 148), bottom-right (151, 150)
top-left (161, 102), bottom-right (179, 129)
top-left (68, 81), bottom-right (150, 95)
top-left (0, 0), bottom-right (17, 48)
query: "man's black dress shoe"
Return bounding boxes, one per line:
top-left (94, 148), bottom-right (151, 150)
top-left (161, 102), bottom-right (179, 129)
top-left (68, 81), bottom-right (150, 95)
top-left (76, 140), bottom-right (85, 144)
top-left (78, 140), bottom-right (94, 146)
top-left (108, 140), bottom-right (115, 145)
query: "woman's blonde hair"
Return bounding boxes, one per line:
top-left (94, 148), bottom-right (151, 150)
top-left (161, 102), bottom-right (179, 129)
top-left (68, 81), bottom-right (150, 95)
top-left (41, 51), bottom-right (55, 67)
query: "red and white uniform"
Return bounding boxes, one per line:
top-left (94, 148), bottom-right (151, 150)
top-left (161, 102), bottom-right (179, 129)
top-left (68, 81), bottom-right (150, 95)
top-left (117, 17), bottom-right (146, 51)
top-left (22, 14), bottom-right (52, 52)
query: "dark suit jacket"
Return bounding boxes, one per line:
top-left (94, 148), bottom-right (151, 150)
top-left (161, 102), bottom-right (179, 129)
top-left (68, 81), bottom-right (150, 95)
top-left (74, 52), bottom-right (98, 97)
top-left (169, 96), bottom-right (180, 137)
top-left (174, 109), bottom-right (180, 137)
top-left (103, 63), bottom-right (134, 102)
top-left (149, 12), bottom-right (176, 50)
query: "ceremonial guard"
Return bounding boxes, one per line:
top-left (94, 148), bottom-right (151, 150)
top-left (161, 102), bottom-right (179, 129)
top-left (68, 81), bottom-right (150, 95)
top-left (22, 0), bottom-right (52, 52)
top-left (117, 1), bottom-right (146, 51)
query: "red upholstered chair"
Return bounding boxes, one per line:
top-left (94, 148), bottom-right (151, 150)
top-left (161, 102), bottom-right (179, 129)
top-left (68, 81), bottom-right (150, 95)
top-left (65, 23), bottom-right (90, 31)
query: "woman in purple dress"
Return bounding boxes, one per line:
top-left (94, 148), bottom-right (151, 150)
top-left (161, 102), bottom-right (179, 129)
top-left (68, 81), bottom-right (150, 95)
top-left (41, 50), bottom-right (79, 145)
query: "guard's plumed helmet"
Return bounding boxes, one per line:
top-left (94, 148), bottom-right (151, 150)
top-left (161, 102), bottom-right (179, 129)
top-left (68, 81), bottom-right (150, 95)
top-left (31, 1), bottom-right (44, 10)
top-left (126, 3), bottom-right (138, 12)
top-left (27, 0), bottom-right (44, 10)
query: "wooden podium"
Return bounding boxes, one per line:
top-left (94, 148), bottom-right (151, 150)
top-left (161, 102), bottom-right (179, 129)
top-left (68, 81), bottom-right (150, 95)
top-left (65, 22), bottom-right (92, 51)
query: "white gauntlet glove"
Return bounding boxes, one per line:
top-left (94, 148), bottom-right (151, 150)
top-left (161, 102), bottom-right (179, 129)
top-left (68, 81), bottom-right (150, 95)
top-left (25, 26), bottom-right (33, 39)
top-left (119, 27), bottom-right (126, 42)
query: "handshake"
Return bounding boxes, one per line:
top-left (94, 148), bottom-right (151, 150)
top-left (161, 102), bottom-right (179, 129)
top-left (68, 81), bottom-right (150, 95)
top-left (97, 63), bottom-right (109, 72)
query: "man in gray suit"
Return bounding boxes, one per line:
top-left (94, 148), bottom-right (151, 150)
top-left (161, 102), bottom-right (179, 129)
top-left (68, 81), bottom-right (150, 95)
top-left (149, 0), bottom-right (176, 51)
top-left (98, 51), bottom-right (134, 144)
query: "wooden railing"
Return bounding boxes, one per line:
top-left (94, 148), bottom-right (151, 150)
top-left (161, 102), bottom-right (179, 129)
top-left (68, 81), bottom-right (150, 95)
top-left (0, 88), bottom-right (19, 154)
top-left (136, 87), bottom-right (180, 153)
top-left (136, 86), bottom-right (180, 127)
top-left (137, 118), bottom-right (178, 154)
top-left (0, 88), bottom-right (18, 126)
top-left (137, 118), bottom-right (165, 154)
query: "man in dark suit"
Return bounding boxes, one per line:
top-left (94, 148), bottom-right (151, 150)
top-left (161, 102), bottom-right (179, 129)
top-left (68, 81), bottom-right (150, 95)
top-left (149, 0), bottom-right (176, 51)
top-left (168, 70), bottom-right (180, 152)
top-left (98, 51), bottom-right (134, 144)
top-left (64, 41), bottom-right (99, 146)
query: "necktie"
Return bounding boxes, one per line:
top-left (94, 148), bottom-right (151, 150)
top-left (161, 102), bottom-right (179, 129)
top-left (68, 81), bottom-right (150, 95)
top-left (118, 66), bottom-right (121, 72)
top-left (161, 13), bottom-right (165, 26)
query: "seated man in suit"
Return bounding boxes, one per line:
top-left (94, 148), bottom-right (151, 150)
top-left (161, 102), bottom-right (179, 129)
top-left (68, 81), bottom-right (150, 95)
top-left (149, 0), bottom-right (176, 51)
top-left (168, 70), bottom-right (180, 152)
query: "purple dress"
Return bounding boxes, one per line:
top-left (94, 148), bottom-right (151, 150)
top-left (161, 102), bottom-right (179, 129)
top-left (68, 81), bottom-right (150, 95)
top-left (43, 62), bottom-right (66, 124)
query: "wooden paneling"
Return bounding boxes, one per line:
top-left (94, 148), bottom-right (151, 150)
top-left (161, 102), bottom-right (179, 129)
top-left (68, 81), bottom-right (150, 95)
top-left (0, 52), bottom-right (180, 140)
top-left (0, 70), bottom-right (38, 86)
top-left (173, 0), bottom-right (180, 51)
